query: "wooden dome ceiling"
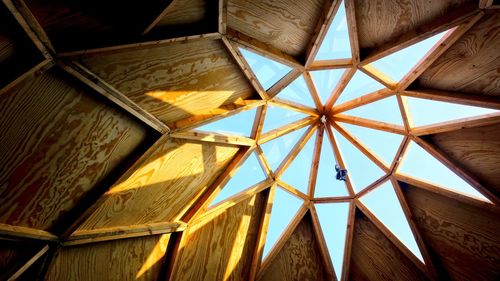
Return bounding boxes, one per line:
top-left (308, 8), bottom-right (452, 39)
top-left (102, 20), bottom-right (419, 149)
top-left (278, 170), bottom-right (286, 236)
top-left (1, 0), bottom-right (499, 280)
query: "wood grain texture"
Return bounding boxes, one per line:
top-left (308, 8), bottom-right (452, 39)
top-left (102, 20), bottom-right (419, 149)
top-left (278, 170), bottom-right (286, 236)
top-left (417, 11), bottom-right (500, 96)
top-left (0, 2), bottom-right (44, 89)
top-left (424, 122), bottom-right (500, 196)
top-left (80, 39), bottom-right (255, 125)
top-left (77, 138), bottom-right (240, 230)
top-left (258, 214), bottom-right (328, 281)
top-left (0, 68), bottom-right (149, 231)
top-left (45, 234), bottom-right (170, 281)
top-left (349, 210), bottom-right (428, 281)
top-left (355, 0), bottom-right (474, 49)
top-left (402, 184), bottom-right (500, 281)
top-left (152, 0), bottom-right (217, 34)
top-left (170, 193), bottom-right (265, 281)
top-left (0, 239), bottom-right (43, 277)
top-left (227, 0), bottom-right (326, 57)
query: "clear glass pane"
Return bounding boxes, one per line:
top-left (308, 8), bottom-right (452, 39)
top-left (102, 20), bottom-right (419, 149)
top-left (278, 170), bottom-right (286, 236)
top-left (405, 97), bottom-right (498, 127)
top-left (196, 108), bottom-right (257, 137)
top-left (262, 105), bottom-right (308, 133)
top-left (315, 133), bottom-right (349, 197)
top-left (342, 95), bottom-right (404, 125)
top-left (339, 122), bottom-right (404, 166)
top-left (397, 141), bottom-right (491, 202)
top-left (260, 126), bottom-right (308, 172)
top-left (333, 128), bottom-right (385, 193)
top-left (263, 186), bottom-right (303, 258)
top-left (280, 130), bottom-right (317, 194)
top-left (239, 47), bottom-right (292, 90)
top-left (315, 1), bottom-right (351, 60)
top-left (360, 181), bottom-right (424, 262)
top-left (315, 202), bottom-right (350, 280)
top-left (336, 70), bottom-right (385, 105)
top-left (209, 152), bottom-right (267, 206)
top-left (370, 30), bottom-right (448, 82)
top-left (276, 75), bottom-right (316, 108)
top-left (310, 69), bottom-right (345, 104)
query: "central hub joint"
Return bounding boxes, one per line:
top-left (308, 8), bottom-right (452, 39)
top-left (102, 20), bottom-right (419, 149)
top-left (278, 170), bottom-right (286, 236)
top-left (320, 115), bottom-right (328, 125)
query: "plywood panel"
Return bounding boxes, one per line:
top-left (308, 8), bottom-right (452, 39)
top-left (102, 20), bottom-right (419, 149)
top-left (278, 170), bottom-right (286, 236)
top-left (417, 11), bottom-right (500, 96)
top-left (171, 193), bottom-right (265, 281)
top-left (46, 234), bottom-right (170, 281)
top-left (0, 68), bottom-right (149, 231)
top-left (348, 209), bottom-right (428, 281)
top-left (424, 122), bottom-right (500, 196)
top-left (355, 0), bottom-right (474, 49)
top-left (0, 2), bottom-right (44, 88)
top-left (258, 213), bottom-right (328, 281)
top-left (77, 138), bottom-right (240, 230)
top-left (403, 184), bottom-right (500, 281)
top-left (80, 39), bottom-right (255, 125)
top-left (227, 0), bottom-right (326, 57)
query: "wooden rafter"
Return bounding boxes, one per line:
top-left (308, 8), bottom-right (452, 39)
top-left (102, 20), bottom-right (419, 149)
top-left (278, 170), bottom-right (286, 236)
top-left (311, 197), bottom-right (352, 203)
top-left (324, 68), bottom-right (356, 111)
top-left (0, 58), bottom-right (54, 96)
top-left (275, 179), bottom-right (310, 202)
top-left (141, 0), bottom-right (176, 35)
top-left (251, 105), bottom-right (266, 140)
top-left (57, 60), bottom-right (170, 134)
top-left (2, 245), bottom-right (49, 281)
top-left (325, 124), bottom-right (356, 196)
top-left (64, 222), bottom-right (186, 246)
top-left (389, 136), bottom-right (410, 173)
top-left (344, 0), bottom-right (360, 64)
top-left (396, 93), bottom-right (413, 133)
top-left (410, 112), bottom-right (500, 136)
top-left (333, 113), bottom-right (406, 134)
top-left (303, 70), bottom-right (324, 111)
top-left (308, 59), bottom-right (353, 70)
top-left (258, 115), bottom-right (316, 144)
top-left (359, 64), bottom-right (396, 90)
top-left (267, 100), bottom-right (319, 116)
top-left (308, 127), bottom-right (324, 197)
top-left (341, 201), bottom-right (356, 281)
top-left (0, 223), bottom-right (58, 242)
top-left (274, 125), bottom-right (317, 178)
top-left (309, 203), bottom-right (336, 280)
top-left (332, 88), bottom-right (393, 114)
top-left (267, 68), bottom-right (303, 99)
top-left (169, 130), bottom-right (255, 146)
top-left (255, 145), bottom-right (274, 179)
top-left (402, 89), bottom-right (500, 110)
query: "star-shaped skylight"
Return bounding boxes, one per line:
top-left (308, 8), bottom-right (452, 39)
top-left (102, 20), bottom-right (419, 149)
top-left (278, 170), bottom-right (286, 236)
top-left (184, 2), bottom-right (499, 280)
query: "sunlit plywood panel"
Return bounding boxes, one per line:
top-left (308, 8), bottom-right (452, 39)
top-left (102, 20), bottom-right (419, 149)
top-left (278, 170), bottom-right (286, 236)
top-left (78, 138), bottom-right (240, 230)
top-left (45, 234), bottom-right (170, 281)
top-left (171, 193), bottom-right (265, 281)
top-left (0, 68), bottom-right (149, 231)
top-left (80, 39), bottom-right (255, 124)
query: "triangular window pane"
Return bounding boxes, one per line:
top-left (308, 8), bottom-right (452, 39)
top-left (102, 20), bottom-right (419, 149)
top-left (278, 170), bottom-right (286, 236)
top-left (263, 186), bottom-right (303, 258)
top-left (333, 128), bottom-right (385, 193)
top-left (340, 123), bottom-right (404, 166)
top-left (310, 69), bottom-right (345, 104)
top-left (315, 202), bottom-right (350, 280)
top-left (405, 97), bottom-right (498, 127)
top-left (239, 47), bottom-right (292, 90)
top-left (370, 30), bottom-right (448, 82)
top-left (360, 181), bottom-right (424, 262)
top-left (276, 75), bottom-right (316, 108)
top-left (397, 141), bottom-right (490, 202)
top-left (262, 105), bottom-right (308, 133)
top-left (315, 134), bottom-right (349, 197)
top-left (343, 95), bottom-right (404, 126)
top-left (196, 108), bottom-right (257, 137)
top-left (209, 152), bottom-right (267, 206)
top-left (315, 1), bottom-right (351, 60)
top-left (281, 131), bottom-right (317, 194)
top-left (260, 126), bottom-right (308, 172)
top-left (336, 70), bottom-right (385, 105)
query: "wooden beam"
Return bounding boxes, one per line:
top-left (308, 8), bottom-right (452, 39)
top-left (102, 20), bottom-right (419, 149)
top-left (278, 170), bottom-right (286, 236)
top-left (410, 112), bottom-right (500, 136)
top-left (257, 204), bottom-right (309, 279)
top-left (63, 222), bottom-right (186, 246)
top-left (226, 28), bottom-right (303, 69)
top-left (267, 68), bottom-right (303, 99)
top-left (333, 113), bottom-right (406, 134)
top-left (396, 93), bottom-right (412, 133)
top-left (0, 223), bottom-right (58, 242)
top-left (305, 0), bottom-right (342, 67)
top-left (308, 59), bottom-right (353, 70)
top-left (268, 100), bottom-right (319, 117)
top-left (391, 178), bottom-right (439, 280)
top-left (397, 12), bottom-right (484, 91)
top-left (258, 115), bottom-right (316, 144)
top-left (355, 199), bottom-right (428, 275)
top-left (311, 197), bottom-right (353, 203)
top-left (359, 3), bottom-right (478, 65)
top-left (303, 70), bottom-right (324, 111)
top-left (332, 88), bottom-right (393, 114)
top-left (308, 127), bottom-right (324, 197)
top-left (57, 60), bottom-right (170, 134)
top-left (57, 33), bottom-right (222, 58)
top-left (324, 68), bottom-right (357, 111)
top-left (221, 36), bottom-right (268, 100)
top-left (325, 124), bottom-right (356, 196)
top-left (275, 179), bottom-right (310, 202)
top-left (402, 89), bottom-right (500, 110)
top-left (359, 64), bottom-right (397, 90)
top-left (0, 59), bottom-right (54, 96)
top-left (255, 145), bottom-right (274, 179)
top-left (2, 0), bottom-right (53, 56)
top-left (308, 204), bottom-right (336, 280)
top-left (170, 130), bottom-right (255, 146)
top-left (353, 174), bottom-right (391, 199)
top-left (141, 0), bottom-right (176, 35)
top-left (341, 201), bottom-right (356, 281)
top-left (218, 0), bottom-right (227, 34)
top-left (344, 0), bottom-right (360, 64)
top-left (389, 136), bottom-right (410, 173)
top-left (4, 245), bottom-right (49, 281)
top-left (274, 125), bottom-right (317, 178)
top-left (411, 136), bottom-right (499, 205)
top-left (251, 105), bottom-right (266, 140)
top-left (169, 99), bottom-right (265, 131)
